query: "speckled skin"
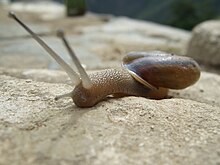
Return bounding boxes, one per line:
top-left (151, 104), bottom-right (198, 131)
top-left (72, 68), bottom-right (168, 107)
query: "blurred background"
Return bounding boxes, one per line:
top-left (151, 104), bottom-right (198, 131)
top-left (1, 0), bottom-right (220, 74)
top-left (6, 0), bottom-right (220, 30)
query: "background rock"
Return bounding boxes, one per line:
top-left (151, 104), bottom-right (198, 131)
top-left (187, 20), bottom-right (220, 67)
top-left (0, 5), bottom-right (190, 70)
top-left (9, 1), bottom-right (65, 20)
top-left (81, 17), bottom-right (190, 67)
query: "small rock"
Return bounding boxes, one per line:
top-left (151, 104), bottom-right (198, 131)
top-left (187, 20), bottom-right (220, 67)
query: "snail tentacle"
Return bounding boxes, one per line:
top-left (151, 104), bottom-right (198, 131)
top-left (8, 11), bottom-right (81, 86)
top-left (57, 29), bottom-right (92, 89)
top-left (55, 91), bottom-right (74, 101)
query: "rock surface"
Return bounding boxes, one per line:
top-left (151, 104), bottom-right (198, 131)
top-left (187, 20), bottom-right (220, 67)
top-left (0, 71), bottom-right (220, 165)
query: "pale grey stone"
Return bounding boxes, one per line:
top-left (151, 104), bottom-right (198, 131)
top-left (187, 20), bottom-right (220, 66)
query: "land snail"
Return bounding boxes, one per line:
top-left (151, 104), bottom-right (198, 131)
top-left (9, 12), bottom-right (200, 108)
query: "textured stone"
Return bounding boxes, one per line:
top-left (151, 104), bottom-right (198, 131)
top-left (0, 74), bottom-right (220, 165)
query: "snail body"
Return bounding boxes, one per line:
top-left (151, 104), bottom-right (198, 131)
top-left (71, 68), bottom-right (169, 107)
top-left (9, 12), bottom-right (200, 108)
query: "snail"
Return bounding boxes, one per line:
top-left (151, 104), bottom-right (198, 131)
top-left (8, 12), bottom-right (200, 108)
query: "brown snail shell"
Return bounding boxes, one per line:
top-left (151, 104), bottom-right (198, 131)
top-left (123, 51), bottom-right (200, 89)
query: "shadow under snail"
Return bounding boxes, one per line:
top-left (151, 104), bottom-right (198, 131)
top-left (8, 12), bottom-right (201, 108)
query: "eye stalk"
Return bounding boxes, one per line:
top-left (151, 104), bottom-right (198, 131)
top-left (8, 11), bottom-right (82, 87)
top-left (56, 29), bottom-right (92, 89)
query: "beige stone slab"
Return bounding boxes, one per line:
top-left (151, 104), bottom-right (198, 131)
top-left (0, 74), bottom-right (219, 165)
